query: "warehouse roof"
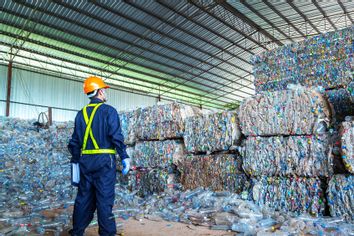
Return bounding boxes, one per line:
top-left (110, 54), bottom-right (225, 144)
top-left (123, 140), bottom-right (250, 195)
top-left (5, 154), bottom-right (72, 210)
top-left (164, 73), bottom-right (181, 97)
top-left (0, 0), bottom-right (353, 109)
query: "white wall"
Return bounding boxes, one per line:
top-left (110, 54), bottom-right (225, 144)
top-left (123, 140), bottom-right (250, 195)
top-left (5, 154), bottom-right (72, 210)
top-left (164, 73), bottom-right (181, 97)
top-left (0, 64), bottom-right (157, 121)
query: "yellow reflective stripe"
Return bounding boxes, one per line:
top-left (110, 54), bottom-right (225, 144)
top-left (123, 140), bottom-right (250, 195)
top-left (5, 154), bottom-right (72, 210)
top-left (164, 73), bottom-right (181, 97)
top-left (83, 106), bottom-right (89, 124)
top-left (83, 106), bottom-right (99, 149)
top-left (82, 103), bottom-right (103, 150)
top-left (82, 149), bottom-right (116, 155)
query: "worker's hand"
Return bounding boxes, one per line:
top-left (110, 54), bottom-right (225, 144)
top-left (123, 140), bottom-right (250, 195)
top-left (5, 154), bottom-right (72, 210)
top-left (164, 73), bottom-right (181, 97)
top-left (122, 158), bottom-right (130, 176)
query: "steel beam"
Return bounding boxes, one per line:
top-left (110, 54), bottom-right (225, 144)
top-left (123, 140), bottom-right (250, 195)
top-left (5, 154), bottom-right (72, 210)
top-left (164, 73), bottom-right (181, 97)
top-left (288, 1), bottom-right (321, 34)
top-left (312, 0), bottom-right (337, 31)
top-left (52, 0), bottom-right (252, 89)
top-left (0, 8), bottom-right (250, 97)
top-left (188, 0), bottom-right (268, 50)
top-left (6, 60), bottom-right (12, 116)
top-left (217, 0), bottom-right (283, 46)
top-left (240, 0), bottom-right (292, 43)
top-left (337, 0), bottom-right (354, 24)
top-left (263, 0), bottom-right (306, 38)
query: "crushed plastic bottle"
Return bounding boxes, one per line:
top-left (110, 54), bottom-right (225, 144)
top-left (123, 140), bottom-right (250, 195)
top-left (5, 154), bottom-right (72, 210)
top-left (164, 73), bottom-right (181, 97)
top-left (252, 177), bottom-right (326, 215)
top-left (327, 175), bottom-right (354, 221)
top-left (183, 111), bottom-right (241, 153)
top-left (242, 134), bottom-right (333, 177)
top-left (251, 26), bottom-right (353, 93)
top-left (131, 140), bottom-right (185, 168)
top-left (340, 119), bottom-right (354, 173)
top-left (119, 109), bottom-right (141, 145)
top-left (177, 153), bottom-right (249, 193)
top-left (239, 88), bottom-right (331, 136)
top-left (0, 116), bottom-right (75, 235)
top-left (136, 102), bottom-right (200, 141)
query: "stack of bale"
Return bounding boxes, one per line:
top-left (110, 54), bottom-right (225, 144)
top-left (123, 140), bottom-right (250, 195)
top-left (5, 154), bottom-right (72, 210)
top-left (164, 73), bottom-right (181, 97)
top-left (239, 89), bottom-right (332, 215)
top-left (252, 26), bottom-right (353, 121)
top-left (327, 119), bottom-right (354, 221)
top-left (119, 102), bottom-right (199, 196)
top-left (247, 25), bottom-right (354, 218)
top-left (179, 111), bottom-right (249, 194)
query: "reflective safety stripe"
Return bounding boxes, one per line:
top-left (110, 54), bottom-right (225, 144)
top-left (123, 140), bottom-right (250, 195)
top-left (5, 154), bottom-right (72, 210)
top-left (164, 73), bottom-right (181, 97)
top-left (81, 103), bottom-right (116, 155)
top-left (83, 104), bottom-right (101, 149)
top-left (82, 149), bottom-right (116, 155)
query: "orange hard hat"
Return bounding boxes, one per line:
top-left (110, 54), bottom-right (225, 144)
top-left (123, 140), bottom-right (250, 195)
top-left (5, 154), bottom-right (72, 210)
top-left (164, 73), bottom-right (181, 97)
top-left (83, 76), bottom-right (110, 94)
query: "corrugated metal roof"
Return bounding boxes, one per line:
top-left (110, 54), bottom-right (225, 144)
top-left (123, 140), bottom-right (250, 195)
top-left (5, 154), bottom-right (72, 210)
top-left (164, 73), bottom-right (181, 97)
top-left (0, 0), bottom-right (353, 108)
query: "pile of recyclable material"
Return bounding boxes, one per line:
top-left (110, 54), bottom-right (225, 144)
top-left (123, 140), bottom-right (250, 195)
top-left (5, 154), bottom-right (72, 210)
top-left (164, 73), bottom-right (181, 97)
top-left (117, 167), bottom-right (178, 198)
top-left (131, 140), bottom-right (185, 168)
top-left (252, 177), bottom-right (326, 215)
top-left (239, 87), bottom-right (331, 136)
top-left (183, 111), bottom-right (241, 154)
top-left (340, 119), bottom-right (354, 173)
top-left (242, 134), bottom-right (333, 177)
top-left (110, 186), bottom-right (353, 235)
top-left (0, 116), bottom-right (75, 235)
top-left (136, 102), bottom-right (199, 141)
top-left (177, 154), bottom-right (249, 194)
top-left (327, 175), bottom-right (354, 221)
top-left (120, 109), bottom-right (140, 145)
top-left (48, 121), bottom-right (74, 152)
top-left (251, 26), bottom-right (353, 93)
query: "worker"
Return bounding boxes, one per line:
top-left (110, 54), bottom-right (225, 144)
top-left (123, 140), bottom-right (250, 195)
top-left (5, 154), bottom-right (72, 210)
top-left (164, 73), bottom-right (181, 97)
top-left (68, 76), bottom-right (130, 236)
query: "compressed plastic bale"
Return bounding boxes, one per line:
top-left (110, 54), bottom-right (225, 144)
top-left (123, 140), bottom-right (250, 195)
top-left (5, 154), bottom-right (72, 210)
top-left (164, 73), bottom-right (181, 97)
top-left (183, 111), bottom-right (241, 154)
top-left (327, 175), bottom-right (354, 221)
top-left (120, 109), bottom-right (140, 145)
top-left (252, 26), bottom-right (353, 93)
top-left (132, 140), bottom-right (185, 168)
top-left (239, 88), bottom-right (331, 136)
top-left (177, 153), bottom-right (249, 193)
top-left (340, 120), bottom-right (354, 173)
top-left (242, 134), bottom-right (333, 177)
top-left (136, 102), bottom-right (200, 141)
top-left (117, 167), bottom-right (178, 197)
top-left (252, 177), bottom-right (326, 215)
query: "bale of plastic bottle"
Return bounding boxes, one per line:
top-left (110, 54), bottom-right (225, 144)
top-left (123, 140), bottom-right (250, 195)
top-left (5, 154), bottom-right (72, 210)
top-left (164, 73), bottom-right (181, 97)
top-left (183, 111), bottom-right (241, 154)
top-left (239, 87), bottom-right (331, 136)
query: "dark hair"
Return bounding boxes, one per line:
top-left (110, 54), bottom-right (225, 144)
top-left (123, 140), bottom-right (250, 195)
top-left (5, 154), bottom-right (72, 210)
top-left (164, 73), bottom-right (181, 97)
top-left (87, 89), bottom-right (100, 99)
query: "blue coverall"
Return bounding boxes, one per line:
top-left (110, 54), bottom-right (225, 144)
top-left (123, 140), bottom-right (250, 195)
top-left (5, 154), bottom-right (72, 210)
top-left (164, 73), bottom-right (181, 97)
top-left (68, 98), bottom-right (129, 236)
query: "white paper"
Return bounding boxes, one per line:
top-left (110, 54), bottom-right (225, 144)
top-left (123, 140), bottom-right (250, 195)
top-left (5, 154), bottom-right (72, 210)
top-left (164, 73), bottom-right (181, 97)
top-left (72, 163), bottom-right (80, 185)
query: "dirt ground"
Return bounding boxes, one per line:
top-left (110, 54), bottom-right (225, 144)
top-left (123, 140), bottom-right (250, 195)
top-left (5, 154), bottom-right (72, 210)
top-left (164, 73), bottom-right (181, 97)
top-left (60, 218), bottom-right (233, 236)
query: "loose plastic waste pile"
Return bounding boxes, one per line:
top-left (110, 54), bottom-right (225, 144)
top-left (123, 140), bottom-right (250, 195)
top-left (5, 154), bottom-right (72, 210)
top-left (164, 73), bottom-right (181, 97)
top-left (177, 153), bottom-right (248, 194)
top-left (97, 184), bottom-right (354, 235)
top-left (251, 26), bottom-right (353, 93)
top-left (242, 135), bottom-right (333, 177)
top-left (136, 102), bottom-right (199, 141)
top-left (183, 111), bottom-right (241, 153)
top-left (0, 117), bottom-right (75, 235)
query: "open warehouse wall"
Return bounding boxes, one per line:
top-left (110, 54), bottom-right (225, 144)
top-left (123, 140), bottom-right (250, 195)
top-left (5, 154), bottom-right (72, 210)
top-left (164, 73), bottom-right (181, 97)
top-left (0, 64), bottom-right (157, 121)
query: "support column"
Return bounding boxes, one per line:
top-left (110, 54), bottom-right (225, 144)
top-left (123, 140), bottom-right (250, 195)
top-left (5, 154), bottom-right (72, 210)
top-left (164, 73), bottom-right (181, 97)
top-left (48, 107), bottom-right (53, 126)
top-left (6, 61), bottom-right (13, 117)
